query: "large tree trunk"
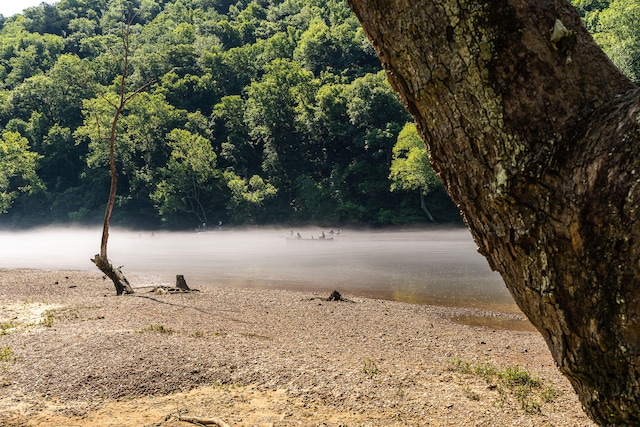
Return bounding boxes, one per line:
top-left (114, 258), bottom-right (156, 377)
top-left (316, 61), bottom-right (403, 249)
top-left (347, 0), bottom-right (640, 424)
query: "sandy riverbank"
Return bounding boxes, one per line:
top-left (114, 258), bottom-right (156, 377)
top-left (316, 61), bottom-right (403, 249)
top-left (0, 269), bottom-right (594, 426)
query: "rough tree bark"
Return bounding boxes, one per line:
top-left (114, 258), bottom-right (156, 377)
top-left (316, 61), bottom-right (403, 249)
top-left (346, 0), bottom-right (640, 425)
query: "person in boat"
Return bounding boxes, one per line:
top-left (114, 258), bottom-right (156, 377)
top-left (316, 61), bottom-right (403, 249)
top-left (320, 232), bottom-right (326, 239)
top-left (296, 232), bottom-right (302, 239)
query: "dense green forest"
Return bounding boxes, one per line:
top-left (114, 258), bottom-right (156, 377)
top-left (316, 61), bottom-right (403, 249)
top-left (0, 0), bottom-right (637, 229)
top-left (0, 0), bottom-right (462, 229)
top-left (572, 0), bottom-right (640, 83)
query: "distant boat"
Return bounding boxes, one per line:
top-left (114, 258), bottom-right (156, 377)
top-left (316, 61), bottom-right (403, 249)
top-left (286, 236), bottom-right (334, 241)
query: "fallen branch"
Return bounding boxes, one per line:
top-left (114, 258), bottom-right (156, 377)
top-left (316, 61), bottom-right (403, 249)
top-left (145, 286), bottom-right (200, 295)
top-left (178, 414), bottom-right (231, 427)
top-left (142, 275), bottom-right (200, 294)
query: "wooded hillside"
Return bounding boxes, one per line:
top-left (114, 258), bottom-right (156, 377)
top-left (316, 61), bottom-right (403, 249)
top-left (0, 0), bottom-right (635, 229)
top-left (0, 0), bottom-right (460, 229)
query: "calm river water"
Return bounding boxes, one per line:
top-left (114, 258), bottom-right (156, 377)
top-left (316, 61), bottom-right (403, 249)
top-left (0, 227), bottom-right (518, 313)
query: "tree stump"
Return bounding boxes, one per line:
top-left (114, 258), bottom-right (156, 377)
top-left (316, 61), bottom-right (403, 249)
top-left (175, 275), bottom-right (190, 291)
top-left (327, 290), bottom-right (343, 301)
top-left (309, 290), bottom-right (354, 303)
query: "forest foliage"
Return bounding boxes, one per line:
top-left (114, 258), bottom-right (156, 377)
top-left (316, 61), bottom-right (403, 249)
top-left (572, 0), bottom-right (640, 84)
top-left (0, 0), bottom-right (636, 229)
top-left (0, 0), bottom-right (461, 229)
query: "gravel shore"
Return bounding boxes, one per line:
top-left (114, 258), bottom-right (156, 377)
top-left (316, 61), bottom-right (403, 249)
top-left (0, 269), bottom-right (594, 426)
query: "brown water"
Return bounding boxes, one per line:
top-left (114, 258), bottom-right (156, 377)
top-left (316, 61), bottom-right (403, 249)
top-left (0, 227), bottom-right (519, 314)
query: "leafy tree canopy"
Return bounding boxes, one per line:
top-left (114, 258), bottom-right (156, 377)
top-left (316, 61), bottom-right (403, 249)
top-left (0, 130), bottom-right (43, 213)
top-left (570, 0), bottom-right (640, 83)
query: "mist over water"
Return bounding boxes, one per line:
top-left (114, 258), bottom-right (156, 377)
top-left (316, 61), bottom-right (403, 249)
top-left (0, 227), bottom-right (517, 313)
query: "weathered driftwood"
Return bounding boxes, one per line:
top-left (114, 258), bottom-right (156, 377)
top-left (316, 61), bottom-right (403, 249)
top-left (177, 414), bottom-right (230, 427)
top-left (146, 286), bottom-right (200, 295)
top-left (143, 275), bottom-right (200, 295)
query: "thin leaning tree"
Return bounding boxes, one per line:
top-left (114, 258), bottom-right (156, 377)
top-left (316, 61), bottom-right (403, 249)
top-left (347, 0), bottom-right (640, 425)
top-left (91, 18), bottom-right (152, 296)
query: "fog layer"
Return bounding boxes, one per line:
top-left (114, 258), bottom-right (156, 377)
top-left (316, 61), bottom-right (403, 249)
top-left (0, 227), bottom-right (515, 312)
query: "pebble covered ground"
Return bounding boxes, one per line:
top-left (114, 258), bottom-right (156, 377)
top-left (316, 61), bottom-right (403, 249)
top-left (0, 269), bottom-right (595, 426)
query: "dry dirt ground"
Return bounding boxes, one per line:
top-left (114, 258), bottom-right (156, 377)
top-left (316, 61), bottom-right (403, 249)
top-left (0, 269), bottom-right (595, 427)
